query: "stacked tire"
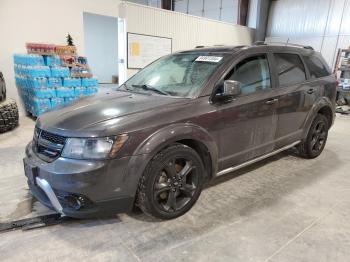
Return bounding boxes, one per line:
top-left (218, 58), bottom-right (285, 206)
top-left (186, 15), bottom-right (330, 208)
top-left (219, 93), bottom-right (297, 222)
top-left (0, 72), bottom-right (19, 133)
top-left (0, 99), bottom-right (19, 133)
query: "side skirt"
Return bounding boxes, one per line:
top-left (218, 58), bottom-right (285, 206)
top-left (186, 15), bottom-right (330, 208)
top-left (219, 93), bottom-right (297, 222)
top-left (216, 141), bottom-right (301, 177)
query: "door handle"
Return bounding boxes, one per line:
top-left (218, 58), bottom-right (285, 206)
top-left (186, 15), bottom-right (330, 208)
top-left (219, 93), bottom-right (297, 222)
top-left (307, 88), bottom-right (315, 94)
top-left (265, 98), bottom-right (279, 105)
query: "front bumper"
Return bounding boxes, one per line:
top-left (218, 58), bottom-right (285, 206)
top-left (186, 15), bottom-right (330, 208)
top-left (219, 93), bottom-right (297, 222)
top-left (24, 142), bottom-right (140, 218)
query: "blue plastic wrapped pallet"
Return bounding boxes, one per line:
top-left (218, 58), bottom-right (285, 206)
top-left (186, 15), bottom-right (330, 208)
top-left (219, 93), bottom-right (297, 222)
top-left (51, 66), bottom-right (70, 78)
top-left (74, 86), bottom-right (85, 97)
top-left (44, 55), bottom-right (61, 66)
top-left (63, 78), bottom-right (81, 87)
top-left (27, 66), bottom-right (51, 78)
top-left (84, 86), bottom-right (98, 96)
top-left (30, 98), bottom-right (51, 115)
top-left (30, 88), bottom-right (56, 99)
top-left (56, 87), bottom-right (75, 98)
top-left (64, 97), bottom-right (78, 105)
top-left (47, 77), bottom-right (62, 88)
top-left (50, 97), bottom-right (64, 108)
top-left (14, 53), bottom-right (99, 116)
top-left (14, 54), bottom-right (44, 66)
top-left (81, 78), bottom-right (98, 87)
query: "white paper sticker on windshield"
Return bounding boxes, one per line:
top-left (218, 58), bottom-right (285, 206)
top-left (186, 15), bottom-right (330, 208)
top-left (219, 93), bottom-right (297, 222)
top-left (195, 56), bottom-right (223, 63)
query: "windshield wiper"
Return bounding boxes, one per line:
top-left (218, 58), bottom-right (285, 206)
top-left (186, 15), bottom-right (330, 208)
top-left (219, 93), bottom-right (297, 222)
top-left (119, 83), bottom-right (133, 91)
top-left (132, 84), bottom-right (169, 96)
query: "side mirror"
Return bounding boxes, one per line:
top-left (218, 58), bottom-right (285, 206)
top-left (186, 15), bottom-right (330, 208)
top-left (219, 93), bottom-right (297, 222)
top-left (214, 80), bottom-right (241, 103)
top-left (223, 80), bottom-right (241, 97)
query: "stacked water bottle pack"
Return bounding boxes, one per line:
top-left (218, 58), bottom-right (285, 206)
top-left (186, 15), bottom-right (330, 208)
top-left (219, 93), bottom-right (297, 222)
top-left (14, 54), bottom-right (98, 116)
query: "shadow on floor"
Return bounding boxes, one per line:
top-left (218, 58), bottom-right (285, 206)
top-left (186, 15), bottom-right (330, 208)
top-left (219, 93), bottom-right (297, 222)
top-left (6, 148), bottom-right (341, 230)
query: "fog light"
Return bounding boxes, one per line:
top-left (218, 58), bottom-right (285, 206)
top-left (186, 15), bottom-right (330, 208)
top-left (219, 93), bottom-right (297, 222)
top-left (64, 195), bottom-right (82, 210)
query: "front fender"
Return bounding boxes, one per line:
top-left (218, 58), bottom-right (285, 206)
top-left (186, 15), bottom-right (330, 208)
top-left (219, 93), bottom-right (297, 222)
top-left (135, 123), bottom-right (218, 156)
top-left (302, 96), bottom-right (335, 139)
top-left (124, 123), bottom-right (219, 196)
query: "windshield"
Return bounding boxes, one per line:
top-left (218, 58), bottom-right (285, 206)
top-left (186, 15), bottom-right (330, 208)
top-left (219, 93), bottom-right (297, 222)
top-left (121, 53), bottom-right (227, 98)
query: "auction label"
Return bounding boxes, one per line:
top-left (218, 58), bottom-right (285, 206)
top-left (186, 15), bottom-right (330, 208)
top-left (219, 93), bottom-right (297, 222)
top-left (195, 56), bottom-right (223, 63)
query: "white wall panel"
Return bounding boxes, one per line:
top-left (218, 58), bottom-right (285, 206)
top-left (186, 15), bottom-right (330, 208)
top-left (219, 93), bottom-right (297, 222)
top-left (120, 2), bottom-right (254, 77)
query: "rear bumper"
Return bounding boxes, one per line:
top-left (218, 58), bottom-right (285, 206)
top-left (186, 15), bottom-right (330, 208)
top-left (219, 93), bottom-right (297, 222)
top-left (24, 142), bottom-right (145, 218)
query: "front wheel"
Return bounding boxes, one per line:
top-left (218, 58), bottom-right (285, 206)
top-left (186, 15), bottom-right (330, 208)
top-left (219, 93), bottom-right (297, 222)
top-left (298, 114), bottom-right (329, 159)
top-left (137, 144), bottom-right (205, 220)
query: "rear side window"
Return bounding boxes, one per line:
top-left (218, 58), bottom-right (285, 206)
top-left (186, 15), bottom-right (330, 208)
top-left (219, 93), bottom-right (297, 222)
top-left (274, 53), bottom-right (306, 87)
top-left (303, 55), bottom-right (330, 78)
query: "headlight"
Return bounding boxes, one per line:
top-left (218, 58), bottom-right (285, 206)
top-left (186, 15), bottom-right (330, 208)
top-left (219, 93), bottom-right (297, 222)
top-left (61, 134), bottom-right (128, 160)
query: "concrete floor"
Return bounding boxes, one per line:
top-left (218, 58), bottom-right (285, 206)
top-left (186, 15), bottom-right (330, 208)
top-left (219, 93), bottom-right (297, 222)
top-left (1, 113), bottom-right (350, 262)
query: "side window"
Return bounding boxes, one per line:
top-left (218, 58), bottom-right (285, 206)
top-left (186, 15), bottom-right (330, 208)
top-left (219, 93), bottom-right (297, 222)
top-left (274, 53), bottom-right (306, 87)
top-left (303, 55), bottom-right (330, 79)
top-left (225, 55), bottom-right (271, 95)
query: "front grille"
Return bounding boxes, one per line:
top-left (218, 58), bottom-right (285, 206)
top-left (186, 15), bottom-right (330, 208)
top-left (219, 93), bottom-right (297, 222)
top-left (40, 130), bottom-right (66, 145)
top-left (34, 128), bottom-right (66, 162)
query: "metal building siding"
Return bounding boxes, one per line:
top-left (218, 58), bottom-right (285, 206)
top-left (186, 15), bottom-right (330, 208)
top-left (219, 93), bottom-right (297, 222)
top-left (266, 0), bottom-right (350, 67)
top-left (121, 2), bottom-right (254, 53)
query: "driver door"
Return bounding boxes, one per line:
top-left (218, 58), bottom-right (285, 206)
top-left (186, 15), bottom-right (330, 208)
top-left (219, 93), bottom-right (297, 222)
top-left (216, 53), bottom-right (279, 171)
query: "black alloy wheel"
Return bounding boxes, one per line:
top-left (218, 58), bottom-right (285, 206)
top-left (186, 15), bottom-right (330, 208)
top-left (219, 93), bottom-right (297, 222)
top-left (153, 158), bottom-right (198, 213)
top-left (298, 114), bottom-right (329, 159)
top-left (310, 121), bottom-right (327, 155)
top-left (137, 144), bottom-right (205, 219)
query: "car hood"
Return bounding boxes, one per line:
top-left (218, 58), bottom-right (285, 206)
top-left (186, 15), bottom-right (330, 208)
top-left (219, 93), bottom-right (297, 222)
top-left (37, 91), bottom-right (185, 136)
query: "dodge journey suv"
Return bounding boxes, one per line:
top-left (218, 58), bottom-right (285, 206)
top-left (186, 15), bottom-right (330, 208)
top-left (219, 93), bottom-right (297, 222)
top-left (24, 43), bottom-right (336, 219)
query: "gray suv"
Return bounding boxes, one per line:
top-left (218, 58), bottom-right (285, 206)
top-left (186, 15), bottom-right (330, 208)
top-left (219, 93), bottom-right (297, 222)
top-left (24, 43), bottom-right (336, 219)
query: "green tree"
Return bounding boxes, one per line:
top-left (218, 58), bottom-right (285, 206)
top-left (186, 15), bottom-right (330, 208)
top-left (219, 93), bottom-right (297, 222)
top-left (66, 33), bottom-right (74, 46)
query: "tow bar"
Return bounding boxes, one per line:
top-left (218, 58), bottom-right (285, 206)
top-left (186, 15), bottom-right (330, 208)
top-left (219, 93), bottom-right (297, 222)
top-left (0, 213), bottom-right (71, 233)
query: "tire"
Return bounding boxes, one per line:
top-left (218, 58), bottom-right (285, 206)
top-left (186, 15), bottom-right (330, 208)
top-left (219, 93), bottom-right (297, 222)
top-left (0, 91), bottom-right (5, 102)
top-left (0, 76), bottom-right (6, 102)
top-left (137, 144), bottom-right (205, 220)
top-left (0, 88), bottom-right (5, 102)
top-left (0, 99), bottom-right (19, 133)
top-left (298, 114), bottom-right (329, 159)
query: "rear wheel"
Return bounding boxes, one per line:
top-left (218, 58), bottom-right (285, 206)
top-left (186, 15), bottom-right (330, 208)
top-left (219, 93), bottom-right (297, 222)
top-left (137, 144), bottom-right (205, 219)
top-left (298, 114), bottom-right (328, 159)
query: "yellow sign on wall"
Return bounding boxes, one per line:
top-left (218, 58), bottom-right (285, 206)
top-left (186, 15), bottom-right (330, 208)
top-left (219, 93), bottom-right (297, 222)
top-left (127, 33), bottom-right (172, 69)
top-left (131, 42), bottom-right (140, 56)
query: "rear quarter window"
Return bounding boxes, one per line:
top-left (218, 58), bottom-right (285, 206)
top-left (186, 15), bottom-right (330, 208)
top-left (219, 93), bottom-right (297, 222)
top-left (303, 55), bottom-right (330, 79)
top-left (274, 53), bottom-right (307, 87)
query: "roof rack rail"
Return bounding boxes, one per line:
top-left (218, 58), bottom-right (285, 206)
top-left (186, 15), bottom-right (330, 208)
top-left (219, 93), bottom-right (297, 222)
top-left (253, 41), bottom-right (314, 50)
top-left (253, 41), bottom-right (266, 46)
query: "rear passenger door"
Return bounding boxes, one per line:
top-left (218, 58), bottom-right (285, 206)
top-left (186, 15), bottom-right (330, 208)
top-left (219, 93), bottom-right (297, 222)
top-left (272, 52), bottom-right (315, 148)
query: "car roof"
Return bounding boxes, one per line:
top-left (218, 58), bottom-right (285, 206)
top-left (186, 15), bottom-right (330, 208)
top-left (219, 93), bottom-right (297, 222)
top-left (177, 44), bottom-right (317, 56)
top-left (177, 45), bottom-right (247, 54)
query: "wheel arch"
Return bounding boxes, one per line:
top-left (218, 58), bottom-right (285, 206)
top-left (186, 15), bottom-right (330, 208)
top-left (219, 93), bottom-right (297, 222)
top-left (302, 97), bottom-right (335, 139)
top-left (174, 138), bottom-right (213, 182)
top-left (317, 105), bottom-right (333, 128)
top-left (126, 123), bottom-right (219, 197)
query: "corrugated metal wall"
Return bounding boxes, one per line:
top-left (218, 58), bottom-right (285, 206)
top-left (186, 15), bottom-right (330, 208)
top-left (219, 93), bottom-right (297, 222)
top-left (119, 2), bottom-right (255, 76)
top-left (266, 0), bottom-right (350, 68)
top-left (173, 0), bottom-right (239, 24)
